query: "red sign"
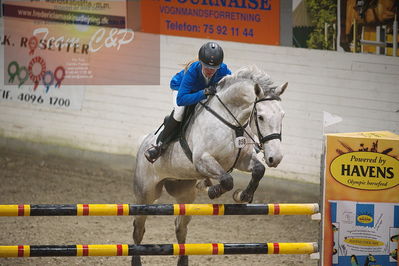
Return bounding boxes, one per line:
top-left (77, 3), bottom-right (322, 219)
top-left (141, 0), bottom-right (280, 45)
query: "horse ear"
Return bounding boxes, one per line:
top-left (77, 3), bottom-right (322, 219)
top-left (254, 83), bottom-right (264, 98)
top-left (275, 82), bottom-right (288, 96)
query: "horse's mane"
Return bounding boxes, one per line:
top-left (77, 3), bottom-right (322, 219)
top-left (218, 65), bottom-right (275, 95)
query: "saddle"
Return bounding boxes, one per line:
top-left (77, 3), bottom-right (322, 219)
top-left (178, 104), bottom-right (197, 162)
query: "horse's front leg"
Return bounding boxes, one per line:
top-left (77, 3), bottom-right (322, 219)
top-left (233, 153), bottom-right (265, 203)
top-left (195, 153), bottom-right (234, 199)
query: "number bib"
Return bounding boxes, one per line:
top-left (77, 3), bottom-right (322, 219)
top-left (235, 137), bottom-right (247, 148)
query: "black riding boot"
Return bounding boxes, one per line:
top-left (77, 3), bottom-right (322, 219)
top-left (144, 114), bottom-right (180, 163)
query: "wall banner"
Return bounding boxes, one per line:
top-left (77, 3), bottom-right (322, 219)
top-left (141, 0), bottom-right (280, 45)
top-left (1, 1), bottom-right (160, 110)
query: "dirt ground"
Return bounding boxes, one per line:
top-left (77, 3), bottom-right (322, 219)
top-left (0, 146), bottom-right (320, 266)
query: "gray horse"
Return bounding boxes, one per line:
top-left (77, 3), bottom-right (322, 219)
top-left (132, 65), bottom-right (287, 266)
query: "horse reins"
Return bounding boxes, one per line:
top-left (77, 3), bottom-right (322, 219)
top-left (199, 95), bottom-right (248, 173)
top-left (200, 95), bottom-right (248, 138)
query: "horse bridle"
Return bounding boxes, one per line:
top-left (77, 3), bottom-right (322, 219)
top-left (200, 94), bottom-right (282, 150)
top-left (251, 96), bottom-right (282, 149)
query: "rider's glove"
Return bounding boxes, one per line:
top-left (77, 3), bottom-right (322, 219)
top-left (204, 85), bottom-right (217, 96)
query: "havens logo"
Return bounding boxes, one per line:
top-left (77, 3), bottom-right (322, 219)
top-left (357, 215), bottom-right (373, 224)
top-left (330, 152), bottom-right (399, 190)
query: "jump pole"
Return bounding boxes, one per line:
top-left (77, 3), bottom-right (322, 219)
top-left (0, 203), bottom-right (319, 217)
top-left (0, 242), bottom-right (319, 257)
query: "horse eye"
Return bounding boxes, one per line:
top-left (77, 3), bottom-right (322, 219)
top-left (258, 115), bottom-right (264, 121)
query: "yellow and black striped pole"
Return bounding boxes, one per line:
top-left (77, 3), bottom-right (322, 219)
top-left (0, 242), bottom-right (318, 257)
top-left (0, 203), bottom-right (319, 216)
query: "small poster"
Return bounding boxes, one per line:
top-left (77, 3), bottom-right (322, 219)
top-left (329, 200), bottom-right (398, 266)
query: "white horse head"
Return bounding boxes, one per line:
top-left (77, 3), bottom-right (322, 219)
top-left (217, 65), bottom-right (287, 168)
top-left (250, 82), bottom-right (287, 168)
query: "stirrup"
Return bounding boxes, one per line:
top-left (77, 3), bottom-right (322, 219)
top-left (144, 145), bottom-right (162, 163)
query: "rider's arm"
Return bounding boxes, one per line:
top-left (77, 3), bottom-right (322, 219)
top-left (176, 64), bottom-right (207, 106)
top-left (213, 63), bottom-right (232, 84)
top-left (170, 70), bottom-right (184, 91)
top-left (221, 64), bottom-right (232, 76)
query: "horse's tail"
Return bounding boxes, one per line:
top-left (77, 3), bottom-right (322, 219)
top-left (133, 134), bottom-right (148, 176)
top-left (133, 133), bottom-right (160, 203)
top-left (137, 134), bottom-right (147, 151)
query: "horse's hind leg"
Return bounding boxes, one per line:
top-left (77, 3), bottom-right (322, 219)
top-left (132, 215), bottom-right (146, 266)
top-left (164, 180), bottom-right (197, 266)
top-left (132, 181), bottom-right (164, 266)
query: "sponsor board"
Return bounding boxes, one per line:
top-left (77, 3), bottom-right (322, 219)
top-left (322, 131), bottom-right (399, 266)
top-left (141, 0), bottom-right (280, 45)
top-left (1, 1), bottom-right (160, 110)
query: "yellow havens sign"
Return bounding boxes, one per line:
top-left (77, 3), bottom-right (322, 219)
top-left (330, 152), bottom-right (399, 190)
top-left (322, 131), bottom-right (399, 266)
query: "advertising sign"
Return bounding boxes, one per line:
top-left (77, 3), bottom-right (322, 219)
top-left (141, 0), bottom-right (280, 45)
top-left (322, 131), bottom-right (399, 266)
top-left (330, 201), bottom-right (398, 266)
top-left (1, 1), bottom-right (160, 110)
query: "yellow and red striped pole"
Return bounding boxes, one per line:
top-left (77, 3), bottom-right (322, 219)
top-left (0, 203), bottom-right (319, 216)
top-left (0, 242), bottom-right (318, 257)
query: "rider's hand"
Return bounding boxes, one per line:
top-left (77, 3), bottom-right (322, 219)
top-left (204, 85), bottom-right (216, 96)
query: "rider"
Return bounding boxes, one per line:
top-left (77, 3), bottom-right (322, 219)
top-left (144, 41), bottom-right (232, 163)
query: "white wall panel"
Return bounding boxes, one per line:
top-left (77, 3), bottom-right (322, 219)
top-left (1, 21), bottom-right (398, 183)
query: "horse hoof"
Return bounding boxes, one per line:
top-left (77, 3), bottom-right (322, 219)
top-left (243, 193), bottom-right (254, 203)
top-left (241, 191), bottom-right (253, 203)
top-left (177, 255), bottom-right (188, 266)
top-left (233, 189), bottom-right (244, 203)
top-left (208, 184), bottom-right (222, 199)
top-left (233, 189), bottom-right (253, 203)
top-left (132, 255), bottom-right (142, 266)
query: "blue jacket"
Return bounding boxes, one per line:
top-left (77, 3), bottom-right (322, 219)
top-left (170, 61), bottom-right (231, 106)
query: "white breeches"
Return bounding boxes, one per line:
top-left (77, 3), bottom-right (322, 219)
top-left (172, 90), bottom-right (185, 122)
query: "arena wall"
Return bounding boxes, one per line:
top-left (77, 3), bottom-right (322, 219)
top-left (1, 27), bottom-right (398, 184)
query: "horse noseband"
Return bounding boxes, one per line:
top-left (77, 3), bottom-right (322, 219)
top-left (259, 133), bottom-right (281, 143)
